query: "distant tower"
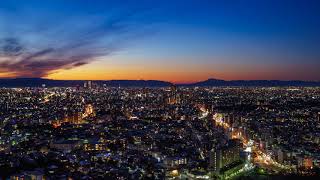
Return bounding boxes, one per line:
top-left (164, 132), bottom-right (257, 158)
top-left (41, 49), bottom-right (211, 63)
top-left (88, 81), bottom-right (92, 89)
top-left (83, 81), bottom-right (93, 89)
top-left (168, 85), bottom-right (179, 104)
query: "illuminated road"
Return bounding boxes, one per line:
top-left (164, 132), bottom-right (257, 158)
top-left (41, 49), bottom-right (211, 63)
top-left (196, 108), bottom-right (293, 177)
top-left (42, 92), bottom-right (55, 103)
top-left (212, 113), bottom-right (294, 173)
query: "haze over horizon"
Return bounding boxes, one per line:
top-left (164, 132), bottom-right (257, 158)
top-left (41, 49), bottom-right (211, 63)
top-left (1, 0), bottom-right (320, 83)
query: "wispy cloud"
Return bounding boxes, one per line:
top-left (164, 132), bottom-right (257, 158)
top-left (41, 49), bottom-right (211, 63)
top-left (0, 3), bottom-right (149, 78)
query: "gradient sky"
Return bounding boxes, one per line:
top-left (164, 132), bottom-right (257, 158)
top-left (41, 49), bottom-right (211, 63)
top-left (0, 0), bottom-right (320, 83)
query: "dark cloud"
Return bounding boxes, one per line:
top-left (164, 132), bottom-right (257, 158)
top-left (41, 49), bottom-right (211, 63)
top-left (0, 9), bottom-right (148, 78)
top-left (0, 38), bottom-right (24, 56)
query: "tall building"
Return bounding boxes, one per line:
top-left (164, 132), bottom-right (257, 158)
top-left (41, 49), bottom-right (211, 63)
top-left (167, 85), bottom-right (181, 104)
top-left (84, 81), bottom-right (96, 89)
top-left (88, 81), bottom-right (92, 89)
top-left (209, 139), bottom-right (241, 173)
top-left (210, 147), bottom-right (221, 172)
top-left (64, 112), bottom-right (83, 124)
top-left (274, 148), bottom-right (284, 164)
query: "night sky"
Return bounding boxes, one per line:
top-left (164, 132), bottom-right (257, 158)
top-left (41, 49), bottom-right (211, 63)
top-left (0, 0), bottom-right (320, 83)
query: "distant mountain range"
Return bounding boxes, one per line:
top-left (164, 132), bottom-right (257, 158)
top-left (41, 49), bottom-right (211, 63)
top-left (0, 78), bottom-right (319, 87)
top-left (182, 78), bottom-right (320, 87)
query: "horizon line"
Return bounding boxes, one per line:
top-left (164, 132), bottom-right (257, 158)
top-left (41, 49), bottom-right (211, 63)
top-left (0, 77), bottom-right (319, 84)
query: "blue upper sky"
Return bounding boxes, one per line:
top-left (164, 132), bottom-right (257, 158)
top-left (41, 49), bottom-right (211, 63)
top-left (0, 0), bottom-right (320, 81)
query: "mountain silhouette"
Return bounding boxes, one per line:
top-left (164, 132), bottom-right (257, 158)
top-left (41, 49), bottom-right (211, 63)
top-left (0, 78), bottom-right (319, 87)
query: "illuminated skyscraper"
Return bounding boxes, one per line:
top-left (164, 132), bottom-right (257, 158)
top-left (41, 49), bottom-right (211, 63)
top-left (84, 81), bottom-right (93, 89)
top-left (209, 139), bottom-right (241, 173)
top-left (167, 85), bottom-right (181, 104)
top-left (210, 147), bottom-right (221, 172)
top-left (88, 81), bottom-right (92, 89)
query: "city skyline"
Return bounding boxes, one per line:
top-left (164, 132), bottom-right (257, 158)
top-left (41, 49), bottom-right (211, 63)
top-left (1, 1), bottom-right (320, 178)
top-left (0, 0), bottom-right (320, 83)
